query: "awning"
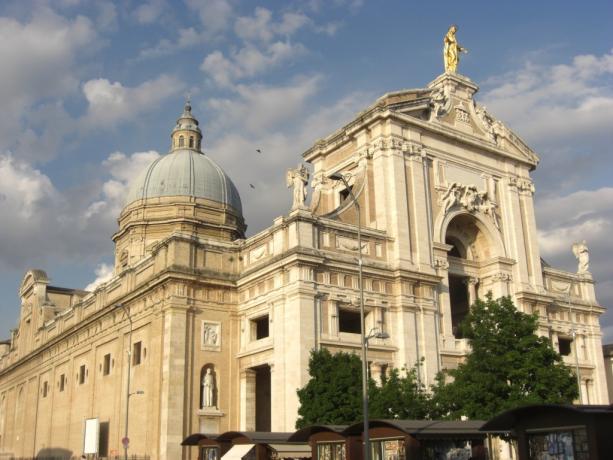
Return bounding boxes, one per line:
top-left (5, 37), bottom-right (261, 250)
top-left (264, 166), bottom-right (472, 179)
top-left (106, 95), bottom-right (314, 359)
top-left (268, 443), bottom-right (312, 459)
top-left (221, 444), bottom-right (255, 460)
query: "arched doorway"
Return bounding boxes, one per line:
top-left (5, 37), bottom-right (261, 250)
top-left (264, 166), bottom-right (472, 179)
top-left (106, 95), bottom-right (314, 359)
top-left (443, 214), bottom-right (497, 339)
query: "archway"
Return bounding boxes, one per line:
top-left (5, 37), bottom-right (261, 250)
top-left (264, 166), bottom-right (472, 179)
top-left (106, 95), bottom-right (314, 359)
top-left (443, 213), bottom-right (499, 338)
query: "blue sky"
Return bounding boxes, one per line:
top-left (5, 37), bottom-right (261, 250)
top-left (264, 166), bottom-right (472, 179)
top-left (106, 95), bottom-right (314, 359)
top-left (0, 0), bottom-right (612, 342)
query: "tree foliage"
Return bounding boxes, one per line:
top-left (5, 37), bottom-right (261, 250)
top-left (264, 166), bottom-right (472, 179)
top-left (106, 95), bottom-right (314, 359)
top-left (296, 349), bottom-right (430, 428)
top-left (296, 296), bottom-right (578, 427)
top-left (296, 348), bottom-right (364, 428)
top-left (369, 364), bottom-right (431, 420)
top-left (430, 294), bottom-right (578, 420)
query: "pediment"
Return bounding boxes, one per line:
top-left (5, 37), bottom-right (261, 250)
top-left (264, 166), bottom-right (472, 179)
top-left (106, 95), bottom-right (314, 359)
top-left (426, 73), bottom-right (540, 167)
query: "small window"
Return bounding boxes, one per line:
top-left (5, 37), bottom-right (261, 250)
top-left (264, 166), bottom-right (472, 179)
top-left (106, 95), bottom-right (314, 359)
top-left (133, 341), bottom-right (142, 366)
top-left (179, 135), bottom-right (185, 147)
top-left (42, 381), bottom-right (48, 398)
top-left (558, 338), bottom-right (572, 356)
top-left (59, 374), bottom-right (66, 392)
top-left (189, 136), bottom-right (194, 148)
top-left (339, 308), bottom-right (361, 334)
top-left (251, 315), bottom-right (269, 340)
top-left (103, 353), bottom-right (111, 376)
top-left (79, 365), bottom-right (86, 385)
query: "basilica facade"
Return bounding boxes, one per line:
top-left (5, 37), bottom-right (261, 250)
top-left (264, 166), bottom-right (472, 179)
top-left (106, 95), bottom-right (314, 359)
top-left (0, 71), bottom-right (609, 459)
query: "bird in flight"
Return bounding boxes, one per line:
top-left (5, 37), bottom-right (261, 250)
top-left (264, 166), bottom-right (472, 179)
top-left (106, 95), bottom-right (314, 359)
top-left (249, 183), bottom-right (256, 189)
top-left (256, 149), bottom-right (262, 154)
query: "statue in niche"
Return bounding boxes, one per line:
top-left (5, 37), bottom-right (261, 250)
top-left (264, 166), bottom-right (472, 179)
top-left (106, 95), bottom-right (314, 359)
top-left (572, 241), bottom-right (590, 274)
top-left (201, 367), bottom-right (216, 408)
top-left (203, 324), bottom-right (219, 346)
top-left (286, 164), bottom-right (309, 210)
top-left (443, 24), bottom-right (468, 73)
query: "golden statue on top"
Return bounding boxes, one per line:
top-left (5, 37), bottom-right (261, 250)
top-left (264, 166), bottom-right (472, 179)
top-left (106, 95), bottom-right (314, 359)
top-left (443, 24), bottom-right (468, 73)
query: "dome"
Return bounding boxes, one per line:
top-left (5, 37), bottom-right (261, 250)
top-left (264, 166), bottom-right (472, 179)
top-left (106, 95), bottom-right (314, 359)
top-left (124, 149), bottom-right (243, 215)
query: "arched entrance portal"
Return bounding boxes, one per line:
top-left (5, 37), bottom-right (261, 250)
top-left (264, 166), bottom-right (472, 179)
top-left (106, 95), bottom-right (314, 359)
top-left (443, 213), bottom-right (498, 339)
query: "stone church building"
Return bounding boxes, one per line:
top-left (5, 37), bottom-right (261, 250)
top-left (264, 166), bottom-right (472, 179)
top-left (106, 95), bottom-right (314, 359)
top-left (0, 70), bottom-right (609, 459)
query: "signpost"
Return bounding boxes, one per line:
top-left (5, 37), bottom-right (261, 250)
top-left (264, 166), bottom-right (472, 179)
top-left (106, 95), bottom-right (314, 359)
top-left (83, 418), bottom-right (99, 455)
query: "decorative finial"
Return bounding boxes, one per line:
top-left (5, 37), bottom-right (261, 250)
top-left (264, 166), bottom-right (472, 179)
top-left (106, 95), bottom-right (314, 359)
top-left (443, 24), bottom-right (468, 73)
top-left (184, 92), bottom-right (192, 113)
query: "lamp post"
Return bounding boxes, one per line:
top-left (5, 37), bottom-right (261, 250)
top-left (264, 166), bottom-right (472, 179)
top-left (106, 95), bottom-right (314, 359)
top-left (116, 303), bottom-right (132, 460)
top-left (330, 172), bottom-right (372, 460)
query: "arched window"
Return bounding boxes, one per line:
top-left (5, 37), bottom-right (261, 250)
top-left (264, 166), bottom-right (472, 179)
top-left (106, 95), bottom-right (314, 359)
top-left (343, 275), bottom-right (352, 288)
top-left (189, 136), bottom-right (194, 148)
top-left (179, 135), bottom-right (185, 147)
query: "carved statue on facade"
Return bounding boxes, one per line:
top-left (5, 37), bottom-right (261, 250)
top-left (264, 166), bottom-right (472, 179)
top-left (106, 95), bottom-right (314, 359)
top-left (286, 164), bottom-right (309, 210)
top-left (443, 25), bottom-right (468, 73)
top-left (202, 367), bottom-right (215, 408)
top-left (572, 241), bottom-right (590, 274)
top-left (441, 182), bottom-right (461, 214)
top-left (203, 324), bottom-right (218, 346)
top-left (440, 183), bottom-right (500, 228)
top-left (430, 84), bottom-right (452, 120)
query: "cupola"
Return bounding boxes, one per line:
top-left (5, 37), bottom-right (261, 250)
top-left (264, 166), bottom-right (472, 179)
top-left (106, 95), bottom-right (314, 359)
top-left (171, 100), bottom-right (202, 152)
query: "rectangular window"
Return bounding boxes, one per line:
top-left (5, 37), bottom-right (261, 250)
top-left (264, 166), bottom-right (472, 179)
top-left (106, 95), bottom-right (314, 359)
top-left (251, 315), bottom-right (269, 340)
top-left (558, 337), bottom-right (572, 356)
top-left (103, 353), bottom-right (111, 376)
top-left (338, 308), bottom-right (361, 334)
top-left (133, 341), bottom-right (142, 366)
top-left (42, 381), bottom-right (48, 398)
top-left (79, 365), bottom-right (86, 385)
top-left (59, 374), bottom-right (66, 392)
top-left (317, 443), bottom-right (346, 460)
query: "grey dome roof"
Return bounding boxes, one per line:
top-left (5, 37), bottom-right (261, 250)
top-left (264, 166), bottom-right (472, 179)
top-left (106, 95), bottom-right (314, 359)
top-left (124, 149), bottom-right (242, 214)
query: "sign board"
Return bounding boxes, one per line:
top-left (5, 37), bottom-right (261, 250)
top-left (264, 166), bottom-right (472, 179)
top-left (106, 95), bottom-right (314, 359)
top-left (83, 418), bottom-right (99, 454)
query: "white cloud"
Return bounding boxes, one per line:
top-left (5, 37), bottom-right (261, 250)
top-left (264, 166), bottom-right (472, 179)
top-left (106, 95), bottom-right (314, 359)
top-left (234, 7), bottom-right (310, 43)
top-left (208, 76), bottom-right (321, 133)
top-left (0, 8), bottom-right (96, 162)
top-left (0, 150), bottom-right (160, 274)
top-left (134, 0), bottom-right (167, 24)
top-left (82, 75), bottom-right (184, 127)
top-left (137, 27), bottom-right (207, 59)
top-left (201, 41), bottom-right (306, 87)
top-left (203, 78), bottom-right (369, 233)
top-left (84, 263), bottom-right (114, 291)
top-left (185, 0), bottom-right (233, 37)
top-left (481, 49), bottom-right (613, 144)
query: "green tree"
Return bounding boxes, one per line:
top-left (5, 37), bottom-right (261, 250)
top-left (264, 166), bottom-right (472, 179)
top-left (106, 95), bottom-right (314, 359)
top-left (296, 348), bottom-right (364, 428)
top-left (296, 349), bottom-right (433, 428)
top-left (430, 294), bottom-right (578, 420)
top-left (369, 364), bottom-right (431, 420)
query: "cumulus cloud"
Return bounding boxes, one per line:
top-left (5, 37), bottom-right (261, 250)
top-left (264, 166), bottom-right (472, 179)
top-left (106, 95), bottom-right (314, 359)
top-left (234, 8), bottom-right (310, 43)
top-left (137, 27), bottom-right (205, 59)
top-left (185, 0), bottom-right (233, 37)
top-left (0, 150), bottom-right (159, 274)
top-left (84, 263), bottom-right (114, 291)
top-left (0, 8), bottom-right (96, 162)
top-left (81, 75), bottom-right (184, 128)
top-left (203, 76), bottom-right (370, 233)
top-left (201, 42), bottom-right (306, 87)
top-left (134, 0), bottom-right (167, 24)
top-left (482, 49), bottom-right (613, 143)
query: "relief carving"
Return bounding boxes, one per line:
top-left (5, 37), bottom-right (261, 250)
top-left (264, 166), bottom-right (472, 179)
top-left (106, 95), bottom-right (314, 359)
top-left (202, 321), bottom-right (221, 350)
top-left (439, 182), bottom-right (500, 229)
top-left (430, 84), bottom-right (452, 120)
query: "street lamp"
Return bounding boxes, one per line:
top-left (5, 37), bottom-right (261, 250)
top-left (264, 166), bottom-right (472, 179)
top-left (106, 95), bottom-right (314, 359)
top-left (116, 303), bottom-right (133, 460)
top-left (329, 172), bottom-right (374, 460)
